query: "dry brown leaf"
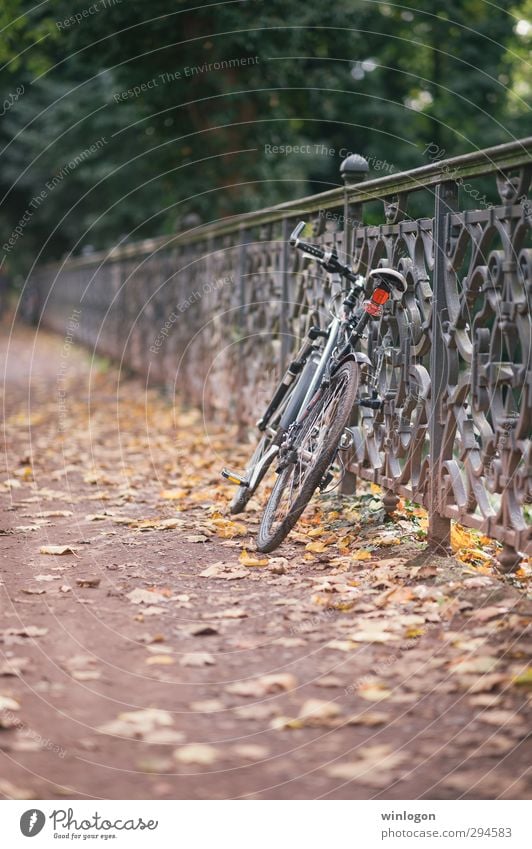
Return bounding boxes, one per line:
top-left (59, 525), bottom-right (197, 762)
top-left (471, 606), bottom-right (508, 622)
top-left (452, 656), bottom-right (499, 675)
top-left (298, 698), bottom-right (342, 725)
top-left (40, 545), bottom-right (80, 556)
top-left (2, 626), bottom-right (48, 638)
top-left (0, 779), bottom-right (36, 800)
top-left (326, 745), bottom-right (405, 785)
top-left (226, 673), bottom-right (297, 698)
top-left (211, 608), bottom-right (247, 619)
top-left (76, 577), bottom-right (100, 588)
top-left (97, 708), bottom-right (176, 740)
top-left (145, 655), bottom-right (175, 666)
top-left (180, 652), bottom-right (215, 667)
top-left (358, 683), bottom-right (392, 702)
top-left (174, 744), bottom-right (219, 765)
top-left (126, 588), bottom-right (168, 605)
top-left (345, 712), bottom-right (389, 726)
top-left (189, 699), bottom-right (224, 713)
top-left (0, 695), bottom-right (20, 711)
top-left (0, 657), bottom-right (31, 676)
top-left (350, 628), bottom-right (397, 644)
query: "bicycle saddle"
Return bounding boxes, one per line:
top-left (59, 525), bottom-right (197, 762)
top-left (367, 267), bottom-right (407, 294)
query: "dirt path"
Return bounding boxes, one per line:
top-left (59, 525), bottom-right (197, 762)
top-left (0, 322), bottom-right (531, 800)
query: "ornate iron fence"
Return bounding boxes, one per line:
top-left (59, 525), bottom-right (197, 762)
top-left (29, 138), bottom-right (532, 567)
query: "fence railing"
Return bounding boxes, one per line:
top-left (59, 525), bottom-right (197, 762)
top-left (29, 138), bottom-right (532, 568)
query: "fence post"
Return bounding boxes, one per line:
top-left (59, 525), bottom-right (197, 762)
top-left (236, 225), bottom-right (247, 439)
top-left (280, 217), bottom-right (290, 372)
top-left (339, 153), bottom-right (369, 496)
top-left (428, 181), bottom-right (457, 551)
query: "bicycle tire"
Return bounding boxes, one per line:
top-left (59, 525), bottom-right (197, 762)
top-left (230, 355), bottom-right (319, 514)
top-left (256, 360), bottom-right (359, 552)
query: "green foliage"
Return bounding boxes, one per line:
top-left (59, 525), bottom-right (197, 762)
top-left (0, 0), bottom-right (530, 276)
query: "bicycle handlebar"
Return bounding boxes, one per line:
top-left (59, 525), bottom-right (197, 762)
top-left (289, 221), bottom-right (359, 282)
top-left (289, 221), bottom-right (407, 296)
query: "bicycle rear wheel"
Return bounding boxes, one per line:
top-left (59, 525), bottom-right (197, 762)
top-left (256, 360), bottom-right (359, 552)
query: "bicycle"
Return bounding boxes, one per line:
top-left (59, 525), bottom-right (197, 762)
top-left (222, 221), bottom-right (407, 552)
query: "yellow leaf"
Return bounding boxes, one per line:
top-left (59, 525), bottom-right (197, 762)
top-left (451, 523), bottom-right (478, 552)
top-left (513, 668), bottom-right (532, 688)
top-left (209, 518), bottom-right (247, 538)
top-left (370, 483), bottom-right (381, 494)
top-left (239, 549), bottom-right (268, 567)
top-left (353, 550), bottom-right (372, 561)
top-left (404, 627), bottom-right (424, 639)
top-left (305, 541), bottom-right (327, 553)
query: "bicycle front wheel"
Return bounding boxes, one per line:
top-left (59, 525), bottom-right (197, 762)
top-left (256, 360), bottom-right (359, 552)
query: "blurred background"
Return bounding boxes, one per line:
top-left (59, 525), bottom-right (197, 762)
top-left (0, 0), bottom-right (530, 281)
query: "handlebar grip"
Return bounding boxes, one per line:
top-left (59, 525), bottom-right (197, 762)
top-left (297, 240), bottom-right (326, 260)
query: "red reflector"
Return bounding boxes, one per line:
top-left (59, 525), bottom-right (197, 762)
top-left (371, 287), bottom-right (389, 304)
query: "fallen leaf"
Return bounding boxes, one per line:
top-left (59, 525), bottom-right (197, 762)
top-left (305, 541), bottom-right (328, 553)
top-left (345, 712), bottom-right (389, 726)
top-left (479, 710), bottom-right (523, 727)
top-left (452, 656), bottom-right (499, 675)
top-left (326, 745), bottom-right (405, 786)
top-left (512, 668), bottom-right (532, 688)
top-left (358, 683), bottom-right (392, 702)
top-left (211, 608), bottom-right (247, 619)
top-left (180, 652), bottom-right (215, 667)
top-left (0, 657), bottom-right (31, 676)
top-left (174, 744), bottom-right (219, 765)
top-left (72, 670), bottom-right (102, 681)
top-left (76, 577), bottom-right (100, 589)
top-left (226, 673), bottom-right (297, 698)
top-left (239, 550), bottom-right (269, 567)
top-left (145, 655), bottom-right (175, 666)
top-left (127, 588), bottom-right (168, 605)
top-left (298, 698), bottom-right (342, 725)
top-left (350, 628), bottom-right (397, 644)
top-left (97, 708), bottom-right (176, 740)
top-left (0, 780), bottom-right (36, 800)
top-left (189, 699), bottom-right (224, 713)
top-left (1, 626), bottom-right (48, 638)
top-left (471, 606), bottom-right (507, 622)
top-left (40, 545), bottom-right (80, 556)
top-left (0, 695), bottom-right (20, 711)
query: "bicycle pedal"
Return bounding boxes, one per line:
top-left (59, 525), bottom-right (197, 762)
top-left (221, 468), bottom-right (249, 487)
top-left (319, 471), bottom-right (334, 491)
